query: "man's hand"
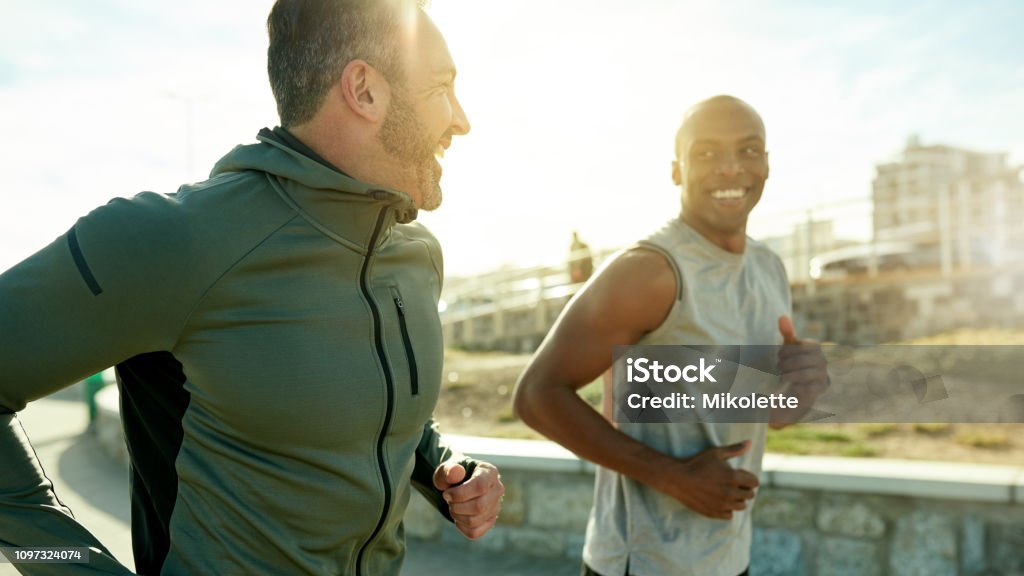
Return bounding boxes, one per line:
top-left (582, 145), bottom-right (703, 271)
top-left (656, 440), bottom-right (759, 520)
top-left (773, 315), bottom-right (829, 428)
top-left (433, 460), bottom-right (504, 540)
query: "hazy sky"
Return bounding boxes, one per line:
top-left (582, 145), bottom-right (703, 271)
top-left (2, 0), bottom-right (1022, 276)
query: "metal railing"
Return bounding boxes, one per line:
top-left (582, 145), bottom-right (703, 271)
top-left (442, 185), bottom-right (1024, 349)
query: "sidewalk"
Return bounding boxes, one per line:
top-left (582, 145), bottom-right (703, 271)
top-left (2, 386), bottom-right (578, 576)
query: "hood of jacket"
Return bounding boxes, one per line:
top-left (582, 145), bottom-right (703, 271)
top-left (210, 127), bottom-right (420, 225)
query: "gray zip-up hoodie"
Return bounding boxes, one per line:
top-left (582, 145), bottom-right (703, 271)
top-left (0, 128), bottom-right (472, 575)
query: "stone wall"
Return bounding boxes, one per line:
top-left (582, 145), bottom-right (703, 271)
top-left (750, 490), bottom-right (1021, 575)
top-left (406, 437), bottom-right (1024, 576)
top-left (94, 389), bottom-right (1023, 574)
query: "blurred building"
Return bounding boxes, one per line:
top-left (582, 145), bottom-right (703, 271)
top-left (872, 136), bottom-right (1024, 271)
top-left (762, 219), bottom-right (839, 282)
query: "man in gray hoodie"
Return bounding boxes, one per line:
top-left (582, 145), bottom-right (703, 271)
top-left (0, 2), bottom-right (503, 574)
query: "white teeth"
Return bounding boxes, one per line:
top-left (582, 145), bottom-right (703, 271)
top-left (435, 146), bottom-right (445, 159)
top-left (711, 188), bottom-right (745, 199)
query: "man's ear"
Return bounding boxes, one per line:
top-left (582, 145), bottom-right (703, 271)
top-left (340, 59), bottom-right (389, 122)
top-left (671, 160), bottom-right (682, 186)
top-left (764, 152), bottom-right (770, 180)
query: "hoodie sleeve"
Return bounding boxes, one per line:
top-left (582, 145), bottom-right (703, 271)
top-left (0, 415), bottom-right (135, 574)
top-left (409, 420), bottom-right (478, 522)
top-left (0, 193), bottom-right (205, 574)
top-left (0, 194), bottom-right (201, 408)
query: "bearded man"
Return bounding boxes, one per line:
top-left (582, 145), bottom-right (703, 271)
top-left (0, 1), bottom-right (503, 574)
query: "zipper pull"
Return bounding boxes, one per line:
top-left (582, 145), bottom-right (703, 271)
top-left (394, 297), bottom-right (405, 316)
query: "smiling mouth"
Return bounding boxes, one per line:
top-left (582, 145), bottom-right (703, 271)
top-left (710, 188), bottom-right (747, 200)
top-left (435, 138), bottom-right (452, 160)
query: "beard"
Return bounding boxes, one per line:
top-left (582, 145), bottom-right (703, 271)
top-left (378, 91), bottom-right (443, 211)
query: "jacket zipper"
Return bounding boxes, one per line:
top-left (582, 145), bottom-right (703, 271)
top-left (355, 207), bottom-right (393, 576)
top-left (393, 291), bottom-right (420, 396)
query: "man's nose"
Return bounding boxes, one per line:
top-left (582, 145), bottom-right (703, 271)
top-left (450, 93), bottom-right (470, 136)
top-left (713, 152), bottom-right (744, 176)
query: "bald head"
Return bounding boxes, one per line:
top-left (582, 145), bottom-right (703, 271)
top-left (670, 95), bottom-right (770, 252)
top-left (674, 95), bottom-right (765, 160)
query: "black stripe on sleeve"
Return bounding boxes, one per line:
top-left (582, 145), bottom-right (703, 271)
top-left (67, 227), bottom-right (103, 295)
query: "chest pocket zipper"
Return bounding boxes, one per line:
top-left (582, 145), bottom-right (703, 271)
top-left (393, 291), bottom-right (420, 396)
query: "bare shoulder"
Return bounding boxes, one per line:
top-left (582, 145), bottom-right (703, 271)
top-left (605, 246), bottom-right (675, 285)
top-left (571, 246), bottom-right (677, 336)
top-left (521, 245), bottom-right (678, 392)
top-left (593, 247), bottom-right (675, 301)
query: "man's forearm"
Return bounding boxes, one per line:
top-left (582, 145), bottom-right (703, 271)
top-left (515, 383), bottom-right (678, 494)
top-left (0, 414), bottom-right (133, 575)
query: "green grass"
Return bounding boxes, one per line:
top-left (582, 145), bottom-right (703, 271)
top-left (955, 431), bottom-right (1011, 449)
top-left (912, 423), bottom-right (952, 435)
top-left (765, 434), bottom-right (813, 455)
top-left (766, 425), bottom-right (879, 458)
top-left (579, 378), bottom-right (603, 407)
top-left (811, 430), bottom-right (854, 443)
top-left (771, 426), bottom-right (853, 443)
top-left (861, 423), bottom-right (900, 437)
top-left (839, 445), bottom-right (880, 457)
top-left (496, 404), bottom-right (517, 423)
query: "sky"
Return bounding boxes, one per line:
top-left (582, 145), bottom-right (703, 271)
top-left (1, 0), bottom-right (1022, 276)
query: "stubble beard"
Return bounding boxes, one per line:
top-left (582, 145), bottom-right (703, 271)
top-left (379, 90), bottom-right (443, 211)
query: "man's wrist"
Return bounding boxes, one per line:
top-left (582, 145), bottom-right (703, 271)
top-left (642, 451), bottom-right (687, 495)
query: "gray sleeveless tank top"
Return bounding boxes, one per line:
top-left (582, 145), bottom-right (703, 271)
top-left (583, 218), bottom-right (791, 576)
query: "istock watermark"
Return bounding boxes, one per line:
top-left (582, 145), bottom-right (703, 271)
top-left (612, 344), bottom-right (1024, 424)
top-left (626, 357), bottom-right (718, 383)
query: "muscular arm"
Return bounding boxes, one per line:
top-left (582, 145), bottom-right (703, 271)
top-left (514, 249), bottom-right (677, 483)
top-left (514, 248), bottom-right (759, 519)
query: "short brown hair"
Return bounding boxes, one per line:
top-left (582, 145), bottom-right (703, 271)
top-left (266, 0), bottom-right (425, 127)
